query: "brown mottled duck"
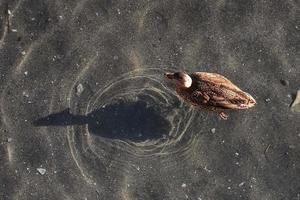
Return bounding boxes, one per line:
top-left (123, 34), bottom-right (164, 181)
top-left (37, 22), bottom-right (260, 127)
top-left (165, 72), bottom-right (256, 120)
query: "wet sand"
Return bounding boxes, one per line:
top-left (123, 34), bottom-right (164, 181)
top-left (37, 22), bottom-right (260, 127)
top-left (1, 0), bottom-right (300, 199)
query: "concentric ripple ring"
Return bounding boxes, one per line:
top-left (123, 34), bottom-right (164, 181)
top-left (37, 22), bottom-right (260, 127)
top-left (66, 68), bottom-right (200, 184)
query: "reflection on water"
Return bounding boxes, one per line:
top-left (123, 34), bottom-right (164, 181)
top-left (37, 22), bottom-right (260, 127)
top-left (33, 100), bottom-right (171, 142)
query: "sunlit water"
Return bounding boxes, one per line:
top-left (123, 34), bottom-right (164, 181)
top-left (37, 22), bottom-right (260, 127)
top-left (1, 0), bottom-right (299, 199)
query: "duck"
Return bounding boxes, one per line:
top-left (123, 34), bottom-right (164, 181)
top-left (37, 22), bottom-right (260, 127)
top-left (164, 71), bottom-right (256, 119)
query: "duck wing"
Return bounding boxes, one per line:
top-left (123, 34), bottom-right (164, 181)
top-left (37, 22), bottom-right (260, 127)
top-left (191, 72), bottom-right (241, 91)
top-left (190, 72), bottom-right (254, 109)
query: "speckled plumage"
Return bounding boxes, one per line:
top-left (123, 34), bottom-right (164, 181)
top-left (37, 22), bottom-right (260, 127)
top-left (166, 72), bottom-right (256, 119)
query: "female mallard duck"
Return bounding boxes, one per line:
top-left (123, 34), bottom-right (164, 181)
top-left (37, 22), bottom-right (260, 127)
top-left (165, 71), bottom-right (256, 119)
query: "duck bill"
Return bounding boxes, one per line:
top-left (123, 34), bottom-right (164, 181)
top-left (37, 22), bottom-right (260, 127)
top-left (164, 72), bottom-right (175, 79)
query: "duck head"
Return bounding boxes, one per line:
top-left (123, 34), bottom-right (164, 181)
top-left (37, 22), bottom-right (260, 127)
top-left (164, 72), bottom-right (192, 88)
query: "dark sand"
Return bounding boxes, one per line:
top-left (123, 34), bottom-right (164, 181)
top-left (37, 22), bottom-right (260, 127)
top-left (1, 0), bottom-right (300, 199)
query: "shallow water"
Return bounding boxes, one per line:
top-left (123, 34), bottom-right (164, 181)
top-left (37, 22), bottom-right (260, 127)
top-left (1, 0), bottom-right (300, 199)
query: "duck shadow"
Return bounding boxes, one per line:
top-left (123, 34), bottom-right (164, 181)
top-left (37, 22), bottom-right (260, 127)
top-left (33, 101), bottom-right (171, 142)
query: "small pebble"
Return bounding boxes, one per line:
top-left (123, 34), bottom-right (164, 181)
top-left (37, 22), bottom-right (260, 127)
top-left (239, 182), bottom-right (245, 187)
top-left (7, 138), bottom-right (12, 143)
top-left (37, 168), bottom-right (46, 175)
top-left (76, 83), bottom-right (84, 96)
top-left (181, 183), bottom-right (187, 188)
top-left (24, 71), bottom-right (28, 76)
top-left (22, 91), bottom-right (29, 98)
top-left (11, 29), bottom-right (18, 32)
top-left (211, 128), bottom-right (216, 134)
top-left (21, 51), bottom-right (26, 55)
top-left (203, 166), bottom-right (211, 173)
top-left (265, 98), bottom-right (271, 102)
top-left (280, 79), bottom-right (289, 86)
